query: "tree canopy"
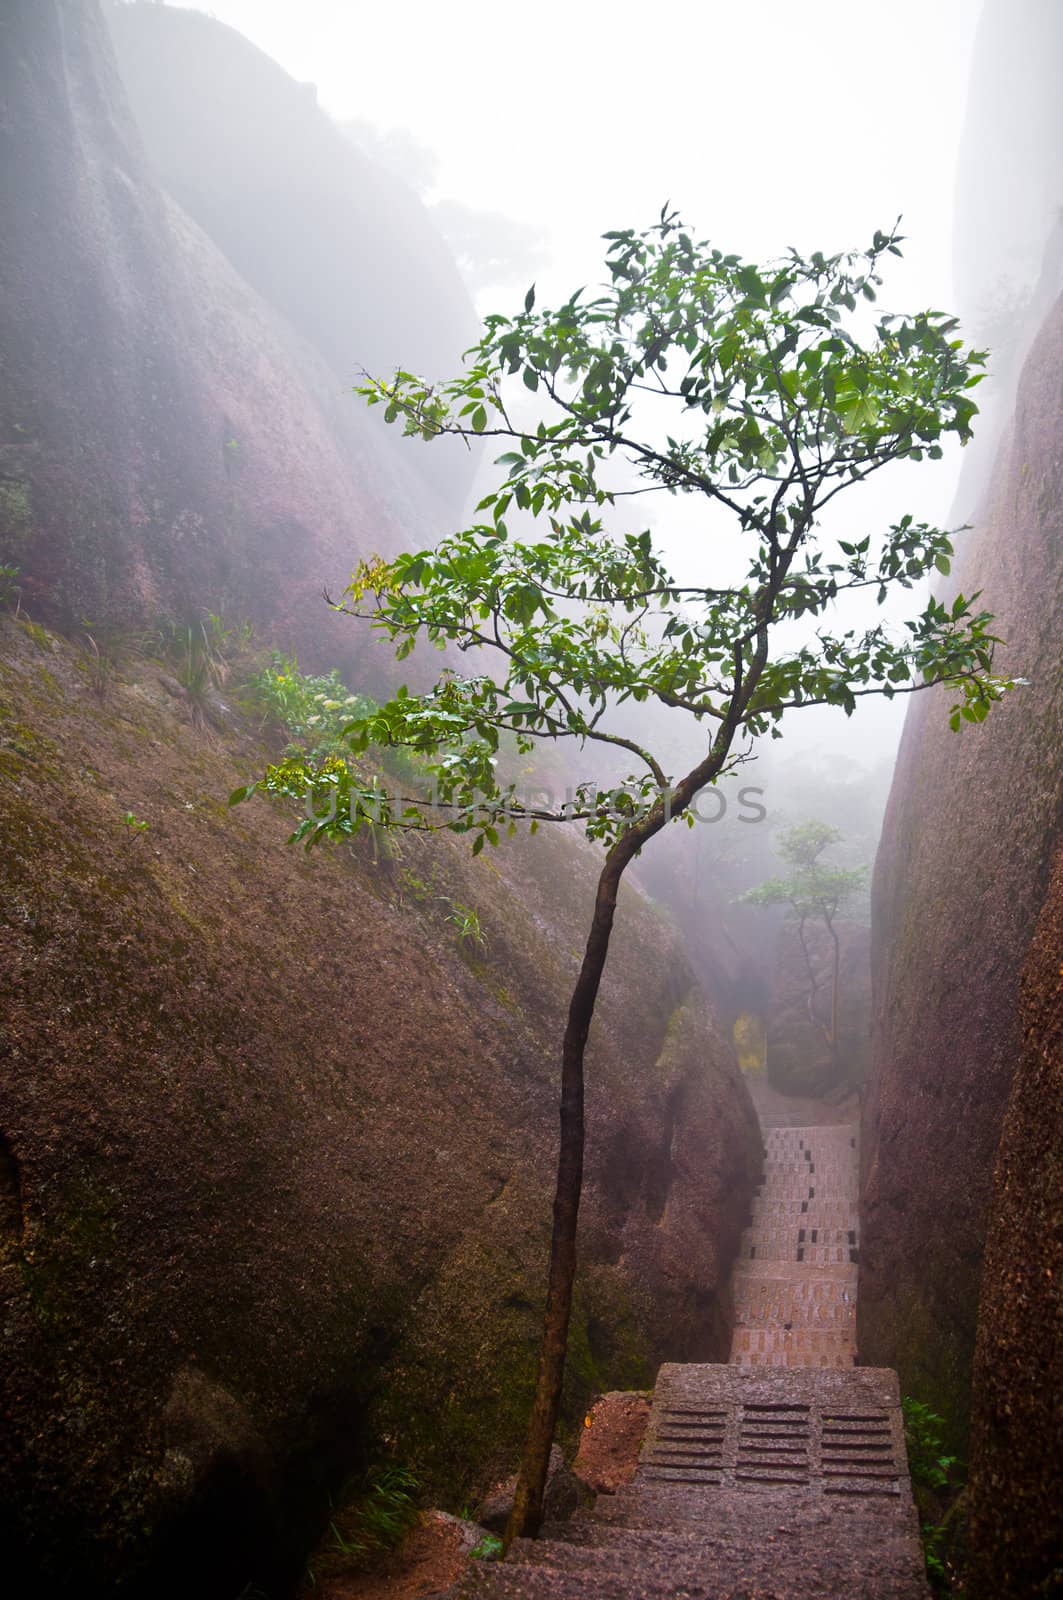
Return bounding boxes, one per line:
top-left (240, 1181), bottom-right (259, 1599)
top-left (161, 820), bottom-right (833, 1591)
top-left (234, 213), bottom-right (1009, 847)
top-left (233, 212), bottom-right (1014, 1543)
top-left (740, 820), bottom-right (866, 924)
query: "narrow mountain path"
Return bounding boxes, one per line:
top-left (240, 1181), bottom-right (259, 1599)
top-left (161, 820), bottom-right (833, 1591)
top-left (729, 1079), bottom-right (860, 1370)
top-left (455, 1076), bottom-right (929, 1598)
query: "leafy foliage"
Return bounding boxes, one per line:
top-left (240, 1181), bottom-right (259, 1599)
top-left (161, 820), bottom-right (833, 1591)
top-left (739, 821), bottom-right (865, 922)
top-left (246, 652), bottom-right (374, 757)
top-left (235, 214), bottom-right (1012, 854)
top-left (0, 563), bottom-right (20, 608)
top-left (326, 1465), bottom-right (420, 1563)
top-left (903, 1398), bottom-right (961, 1493)
top-left (903, 1398), bottom-right (964, 1590)
top-left (244, 653), bottom-right (425, 791)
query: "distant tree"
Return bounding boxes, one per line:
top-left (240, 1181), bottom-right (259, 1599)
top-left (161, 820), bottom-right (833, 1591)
top-left (234, 213), bottom-right (1011, 1543)
top-left (739, 821), bottom-right (865, 1072)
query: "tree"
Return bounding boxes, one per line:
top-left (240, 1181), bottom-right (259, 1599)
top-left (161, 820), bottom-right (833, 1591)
top-left (739, 821), bottom-right (865, 1074)
top-left (233, 213), bottom-right (1012, 1544)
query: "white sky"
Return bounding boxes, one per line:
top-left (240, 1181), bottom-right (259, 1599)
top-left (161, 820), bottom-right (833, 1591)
top-left (174, 0), bottom-right (976, 301)
top-left (169, 0), bottom-right (983, 762)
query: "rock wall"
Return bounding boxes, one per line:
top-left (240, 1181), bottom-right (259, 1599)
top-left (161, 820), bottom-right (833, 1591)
top-left (950, 0), bottom-right (1063, 524)
top-left (861, 10), bottom-right (1063, 1585)
top-left (0, 616), bottom-right (761, 1597)
top-left (104, 1), bottom-right (479, 517)
top-left (859, 293), bottom-right (1063, 1446)
top-left (966, 846), bottom-right (1062, 1599)
top-left (0, 7), bottom-right (763, 1595)
top-left (0, 0), bottom-right (466, 675)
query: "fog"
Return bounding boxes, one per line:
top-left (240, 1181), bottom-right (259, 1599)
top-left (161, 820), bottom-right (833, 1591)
top-left (170, 0), bottom-right (982, 780)
top-left (147, 0), bottom-right (1058, 820)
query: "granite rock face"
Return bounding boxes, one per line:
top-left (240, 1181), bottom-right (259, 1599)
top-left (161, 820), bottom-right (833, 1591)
top-left (966, 846), bottom-right (1063, 1600)
top-left (0, 618), bottom-right (761, 1597)
top-left (860, 291), bottom-right (1063, 1447)
top-left (104, 1), bottom-right (479, 517)
top-left (0, 0), bottom-right (471, 677)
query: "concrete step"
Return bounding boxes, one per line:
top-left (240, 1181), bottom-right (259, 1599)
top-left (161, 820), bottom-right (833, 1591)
top-left (452, 1116), bottom-right (927, 1600)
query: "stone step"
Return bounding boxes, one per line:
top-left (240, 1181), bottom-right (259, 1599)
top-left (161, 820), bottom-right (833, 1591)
top-left (731, 1325), bottom-right (855, 1353)
top-left (452, 1118), bottom-right (927, 1599)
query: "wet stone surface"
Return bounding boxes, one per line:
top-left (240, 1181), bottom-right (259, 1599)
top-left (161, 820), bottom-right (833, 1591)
top-left (451, 1085), bottom-right (928, 1598)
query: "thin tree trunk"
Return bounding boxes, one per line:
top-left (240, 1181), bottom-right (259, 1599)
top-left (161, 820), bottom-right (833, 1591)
top-left (503, 745), bottom-right (738, 1546)
top-left (503, 639), bottom-right (767, 1548)
top-left (825, 912), bottom-right (841, 1073)
top-left (503, 838), bottom-right (632, 1547)
top-left (796, 913), bottom-right (827, 1041)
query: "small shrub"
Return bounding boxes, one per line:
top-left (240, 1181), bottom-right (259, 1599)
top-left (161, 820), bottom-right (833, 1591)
top-left (398, 869), bottom-right (486, 948)
top-left (245, 652), bottom-right (425, 788)
top-left (327, 1465), bottom-right (420, 1564)
top-left (246, 652), bottom-right (372, 757)
top-left (447, 901), bottom-right (486, 947)
top-left (0, 564), bottom-right (20, 608)
top-left (903, 1397), bottom-right (965, 1590)
top-left (903, 1398), bottom-right (960, 1492)
top-left (471, 1533), bottom-right (504, 1561)
top-left (150, 613), bottom-right (252, 726)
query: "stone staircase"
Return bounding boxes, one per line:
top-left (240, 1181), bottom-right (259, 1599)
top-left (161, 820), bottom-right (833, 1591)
top-left (453, 1084), bottom-right (929, 1598)
top-left (730, 1121), bottom-right (859, 1370)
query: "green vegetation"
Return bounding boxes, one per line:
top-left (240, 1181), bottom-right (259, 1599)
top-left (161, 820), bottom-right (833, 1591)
top-left (120, 811), bottom-right (149, 835)
top-left (238, 214), bottom-right (1012, 1541)
top-left (904, 1397), bottom-right (962, 1493)
top-left (471, 1533), bottom-right (504, 1561)
top-left (149, 613), bottom-right (251, 726)
top-left (400, 868), bottom-right (486, 947)
top-left (18, 617), bottom-right (50, 650)
top-left (0, 563), bottom-right (20, 608)
top-left (326, 1465), bottom-right (420, 1562)
top-left (0, 478), bottom-right (33, 553)
top-left (739, 821), bottom-right (865, 1072)
top-left (903, 1397), bottom-right (965, 1590)
top-left (246, 652), bottom-right (373, 755)
top-left (245, 652), bottom-right (424, 788)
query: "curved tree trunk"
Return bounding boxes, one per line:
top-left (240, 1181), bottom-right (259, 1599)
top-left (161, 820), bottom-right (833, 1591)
top-left (825, 912), bottom-right (841, 1073)
top-left (503, 630), bottom-right (766, 1547)
top-left (503, 837), bottom-right (633, 1546)
top-left (503, 744), bottom-right (740, 1545)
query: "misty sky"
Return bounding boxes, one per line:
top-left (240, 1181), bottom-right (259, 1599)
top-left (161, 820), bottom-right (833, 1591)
top-left (168, 0), bottom-right (982, 761)
top-left (174, 1), bottom-right (976, 302)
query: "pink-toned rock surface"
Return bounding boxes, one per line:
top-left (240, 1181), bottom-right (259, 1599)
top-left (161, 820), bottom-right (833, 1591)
top-left (0, 0), bottom-right (470, 682)
top-left (860, 293), bottom-right (1063, 1448)
top-left (0, 615), bottom-right (761, 1597)
top-left (966, 844), bottom-right (1063, 1599)
top-left (573, 1392), bottom-right (651, 1495)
